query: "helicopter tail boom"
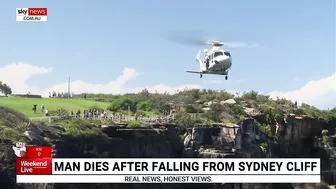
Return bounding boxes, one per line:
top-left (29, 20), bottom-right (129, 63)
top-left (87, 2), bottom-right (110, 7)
top-left (186, 71), bottom-right (202, 74)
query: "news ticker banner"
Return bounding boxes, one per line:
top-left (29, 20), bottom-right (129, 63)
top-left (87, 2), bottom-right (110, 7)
top-left (16, 8), bottom-right (48, 22)
top-left (14, 143), bottom-right (320, 183)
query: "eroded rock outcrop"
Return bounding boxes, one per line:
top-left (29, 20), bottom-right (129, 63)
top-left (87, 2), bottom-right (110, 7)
top-left (185, 123), bottom-right (238, 158)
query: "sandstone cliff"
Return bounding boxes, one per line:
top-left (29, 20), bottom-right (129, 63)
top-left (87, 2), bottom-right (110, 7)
top-left (0, 106), bottom-right (335, 189)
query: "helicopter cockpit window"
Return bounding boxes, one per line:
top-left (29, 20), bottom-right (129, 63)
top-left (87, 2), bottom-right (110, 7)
top-left (224, 52), bottom-right (231, 57)
top-left (214, 52), bottom-right (223, 57)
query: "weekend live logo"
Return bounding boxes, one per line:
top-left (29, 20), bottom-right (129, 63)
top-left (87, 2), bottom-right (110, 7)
top-left (14, 143), bottom-right (53, 175)
top-left (16, 8), bottom-right (48, 22)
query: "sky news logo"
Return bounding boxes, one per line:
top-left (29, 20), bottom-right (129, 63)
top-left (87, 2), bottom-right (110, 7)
top-left (16, 8), bottom-right (48, 22)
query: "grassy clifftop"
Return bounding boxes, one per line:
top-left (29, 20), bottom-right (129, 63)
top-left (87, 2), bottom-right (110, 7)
top-left (0, 97), bottom-right (109, 117)
top-left (0, 105), bottom-right (111, 143)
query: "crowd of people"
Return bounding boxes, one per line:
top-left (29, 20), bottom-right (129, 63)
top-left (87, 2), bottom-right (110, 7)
top-left (48, 91), bottom-right (72, 98)
top-left (31, 104), bottom-right (174, 123)
top-left (69, 109), bottom-right (174, 123)
top-left (70, 109), bottom-right (110, 119)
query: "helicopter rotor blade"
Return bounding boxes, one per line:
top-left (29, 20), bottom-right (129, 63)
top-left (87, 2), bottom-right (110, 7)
top-left (223, 41), bottom-right (259, 48)
top-left (161, 33), bottom-right (207, 46)
top-left (161, 30), bottom-right (260, 48)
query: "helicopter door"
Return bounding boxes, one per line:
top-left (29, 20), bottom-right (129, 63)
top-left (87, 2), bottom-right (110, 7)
top-left (206, 52), bottom-right (213, 70)
top-left (209, 52), bottom-right (214, 64)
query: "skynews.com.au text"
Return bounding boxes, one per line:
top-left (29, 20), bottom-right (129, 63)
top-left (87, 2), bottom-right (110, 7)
top-left (16, 8), bottom-right (48, 22)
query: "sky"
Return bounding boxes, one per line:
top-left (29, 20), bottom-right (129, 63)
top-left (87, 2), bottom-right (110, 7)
top-left (0, 0), bottom-right (335, 109)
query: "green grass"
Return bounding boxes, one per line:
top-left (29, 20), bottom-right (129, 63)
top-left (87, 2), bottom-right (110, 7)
top-left (0, 97), bottom-right (109, 118)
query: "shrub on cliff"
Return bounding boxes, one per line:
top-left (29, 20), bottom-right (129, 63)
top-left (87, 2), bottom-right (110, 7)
top-left (48, 108), bottom-right (69, 116)
top-left (299, 103), bottom-right (335, 120)
top-left (222, 104), bottom-right (246, 119)
top-left (175, 111), bottom-right (204, 127)
top-left (0, 128), bottom-right (25, 142)
top-left (136, 100), bottom-right (153, 111)
top-left (197, 89), bottom-right (233, 102)
top-left (0, 106), bottom-right (29, 127)
top-left (326, 107), bottom-right (336, 120)
top-left (107, 97), bottom-right (137, 112)
top-left (51, 119), bottom-right (107, 138)
top-left (241, 90), bottom-right (259, 101)
top-left (0, 106), bottom-right (31, 142)
top-left (259, 105), bottom-right (285, 122)
top-left (301, 103), bottom-right (322, 117)
top-left (286, 103), bottom-right (336, 121)
top-left (255, 122), bottom-right (272, 138)
top-left (126, 120), bottom-right (142, 128)
top-left (184, 105), bottom-right (204, 113)
top-left (204, 103), bottom-right (222, 122)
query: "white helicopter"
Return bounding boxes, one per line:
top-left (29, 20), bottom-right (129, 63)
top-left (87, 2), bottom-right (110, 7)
top-left (162, 31), bottom-right (257, 80)
top-left (187, 40), bottom-right (232, 79)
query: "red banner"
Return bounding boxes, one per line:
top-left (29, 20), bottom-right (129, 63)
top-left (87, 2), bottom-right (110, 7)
top-left (26, 146), bottom-right (52, 158)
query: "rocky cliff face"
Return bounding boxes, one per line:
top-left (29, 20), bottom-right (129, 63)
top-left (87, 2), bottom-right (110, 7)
top-left (0, 114), bottom-right (335, 189)
top-left (274, 114), bottom-right (324, 156)
top-left (274, 114), bottom-right (336, 185)
top-left (0, 118), bottom-right (264, 189)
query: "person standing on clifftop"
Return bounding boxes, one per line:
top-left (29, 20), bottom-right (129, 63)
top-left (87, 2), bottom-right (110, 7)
top-left (41, 104), bottom-right (45, 112)
top-left (32, 104), bottom-right (37, 114)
